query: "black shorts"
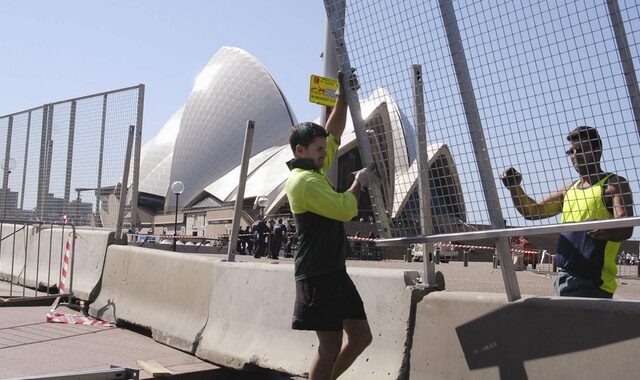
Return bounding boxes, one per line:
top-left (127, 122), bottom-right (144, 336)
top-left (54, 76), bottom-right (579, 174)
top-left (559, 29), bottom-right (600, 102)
top-left (292, 270), bottom-right (367, 331)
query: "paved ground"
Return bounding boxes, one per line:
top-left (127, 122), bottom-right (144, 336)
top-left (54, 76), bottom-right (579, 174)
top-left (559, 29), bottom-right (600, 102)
top-left (1, 256), bottom-right (639, 379)
top-left (0, 305), bottom-right (303, 379)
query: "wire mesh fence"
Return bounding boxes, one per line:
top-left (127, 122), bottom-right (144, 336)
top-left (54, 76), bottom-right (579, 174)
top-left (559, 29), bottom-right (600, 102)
top-left (0, 85), bottom-right (143, 229)
top-left (325, 0), bottom-right (640, 240)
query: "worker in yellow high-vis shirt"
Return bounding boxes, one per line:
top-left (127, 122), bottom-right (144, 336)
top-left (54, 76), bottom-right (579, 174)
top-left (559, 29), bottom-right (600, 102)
top-left (286, 71), bottom-right (379, 379)
top-left (501, 126), bottom-right (634, 298)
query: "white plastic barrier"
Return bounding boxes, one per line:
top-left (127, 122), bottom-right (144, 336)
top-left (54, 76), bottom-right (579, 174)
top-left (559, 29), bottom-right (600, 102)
top-left (196, 264), bottom-right (420, 379)
top-left (89, 245), bottom-right (219, 354)
top-left (411, 292), bottom-right (640, 379)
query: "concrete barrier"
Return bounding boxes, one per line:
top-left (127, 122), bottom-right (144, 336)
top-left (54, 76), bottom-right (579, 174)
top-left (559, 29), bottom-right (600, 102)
top-left (0, 225), bottom-right (113, 301)
top-left (68, 228), bottom-right (116, 301)
top-left (195, 264), bottom-right (423, 379)
top-left (89, 245), bottom-right (219, 354)
top-left (83, 247), bottom-right (640, 378)
top-left (410, 291), bottom-right (640, 379)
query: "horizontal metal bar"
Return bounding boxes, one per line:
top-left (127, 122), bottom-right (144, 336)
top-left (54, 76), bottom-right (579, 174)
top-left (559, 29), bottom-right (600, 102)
top-left (375, 217), bottom-right (640, 247)
top-left (11, 367), bottom-right (139, 380)
top-left (0, 84), bottom-right (142, 118)
top-left (0, 225), bottom-right (26, 242)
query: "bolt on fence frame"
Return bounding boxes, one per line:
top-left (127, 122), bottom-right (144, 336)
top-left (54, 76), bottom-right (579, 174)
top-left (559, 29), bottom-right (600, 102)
top-left (324, 0), bottom-right (393, 238)
top-left (437, 0), bottom-right (521, 301)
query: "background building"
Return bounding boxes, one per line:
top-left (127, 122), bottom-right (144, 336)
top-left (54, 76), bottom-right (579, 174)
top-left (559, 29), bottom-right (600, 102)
top-left (135, 46), bottom-right (466, 239)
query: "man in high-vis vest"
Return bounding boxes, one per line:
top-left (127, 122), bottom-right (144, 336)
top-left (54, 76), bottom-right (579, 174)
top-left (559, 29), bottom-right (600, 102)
top-left (501, 126), bottom-right (634, 298)
top-left (286, 71), bottom-right (378, 379)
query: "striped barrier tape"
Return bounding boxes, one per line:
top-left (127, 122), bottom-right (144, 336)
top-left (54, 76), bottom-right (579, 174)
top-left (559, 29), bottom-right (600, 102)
top-left (345, 237), bottom-right (540, 255)
top-left (58, 239), bottom-right (70, 293)
top-left (46, 311), bottom-right (112, 326)
top-left (130, 233), bottom-right (231, 240)
top-left (46, 234), bottom-right (112, 327)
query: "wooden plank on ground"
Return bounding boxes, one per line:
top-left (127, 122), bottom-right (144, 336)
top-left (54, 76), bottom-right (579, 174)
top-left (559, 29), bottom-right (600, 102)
top-left (136, 360), bottom-right (173, 377)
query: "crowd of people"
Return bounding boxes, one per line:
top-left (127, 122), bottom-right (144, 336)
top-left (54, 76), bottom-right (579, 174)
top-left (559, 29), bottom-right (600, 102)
top-left (235, 217), bottom-right (297, 260)
top-left (617, 251), bottom-right (639, 266)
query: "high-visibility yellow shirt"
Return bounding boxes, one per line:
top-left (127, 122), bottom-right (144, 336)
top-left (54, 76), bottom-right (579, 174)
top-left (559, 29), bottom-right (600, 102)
top-left (286, 134), bottom-right (358, 280)
top-left (558, 174), bottom-right (619, 294)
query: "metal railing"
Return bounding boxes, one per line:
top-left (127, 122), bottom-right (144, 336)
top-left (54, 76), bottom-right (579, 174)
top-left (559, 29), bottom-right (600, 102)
top-left (0, 221), bottom-right (76, 302)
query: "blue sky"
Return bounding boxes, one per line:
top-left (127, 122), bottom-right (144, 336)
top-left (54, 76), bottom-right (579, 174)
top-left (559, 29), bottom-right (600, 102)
top-left (0, 1), bottom-right (327, 144)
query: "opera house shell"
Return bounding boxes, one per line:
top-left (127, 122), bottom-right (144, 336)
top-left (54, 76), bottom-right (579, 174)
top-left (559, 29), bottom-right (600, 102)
top-left (137, 46), bottom-right (466, 236)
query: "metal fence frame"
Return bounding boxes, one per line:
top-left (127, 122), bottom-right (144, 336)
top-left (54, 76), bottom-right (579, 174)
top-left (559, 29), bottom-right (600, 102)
top-left (324, 0), bottom-right (640, 300)
top-left (0, 221), bottom-right (76, 302)
top-left (0, 84), bottom-right (144, 231)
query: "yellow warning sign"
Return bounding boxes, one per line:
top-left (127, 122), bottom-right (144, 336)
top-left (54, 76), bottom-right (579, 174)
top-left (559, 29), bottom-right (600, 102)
top-left (309, 75), bottom-right (339, 107)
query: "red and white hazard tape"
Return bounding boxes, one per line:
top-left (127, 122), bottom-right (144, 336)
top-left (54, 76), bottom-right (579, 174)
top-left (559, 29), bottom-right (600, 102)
top-left (130, 233), bottom-right (229, 241)
top-left (46, 311), bottom-right (111, 326)
top-left (347, 236), bottom-right (377, 242)
top-left (345, 238), bottom-right (539, 255)
top-left (45, 235), bottom-right (112, 327)
top-left (58, 239), bottom-right (70, 293)
top-left (434, 242), bottom-right (539, 255)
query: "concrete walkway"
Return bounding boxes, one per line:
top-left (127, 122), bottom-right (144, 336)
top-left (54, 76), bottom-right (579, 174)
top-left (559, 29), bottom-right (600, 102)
top-left (0, 305), bottom-right (300, 379)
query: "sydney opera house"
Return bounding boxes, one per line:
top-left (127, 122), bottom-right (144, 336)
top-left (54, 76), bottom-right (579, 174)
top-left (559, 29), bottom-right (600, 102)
top-left (135, 46), bottom-right (466, 237)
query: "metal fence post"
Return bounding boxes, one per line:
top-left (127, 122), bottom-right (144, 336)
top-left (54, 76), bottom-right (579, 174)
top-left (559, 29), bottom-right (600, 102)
top-left (47, 222), bottom-right (53, 295)
top-left (9, 223), bottom-right (16, 297)
top-left (34, 222), bottom-right (42, 297)
top-left (19, 110), bottom-right (31, 216)
top-left (607, 0), bottom-right (640, 140)
top-left (438, 0), bottom-right (521, 301)
top-left (115, 125), bottom-right (135, 240)
top-left (63, 101), bottom-right (77, 217)
top-left (412, 64), bottom-right (437, 287)
top-left (68, 224), bottom-right (76, 299)
top-left (324, 0), bottom-right (393, 238)
top-left (131, 84), bottom-right (145, 228)
top-left (95, 94), bottom-right (108, 223)
top-left (22, 223), bottom-right (28, 297)
top-left (228, 120), bottom-right (255, 262)
top-left (2, 115), bottom-right (13, 220)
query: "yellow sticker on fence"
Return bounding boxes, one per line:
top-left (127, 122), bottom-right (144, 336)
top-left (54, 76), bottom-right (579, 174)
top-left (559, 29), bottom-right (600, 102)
top-left (309, 75), bottom-right (339, 107)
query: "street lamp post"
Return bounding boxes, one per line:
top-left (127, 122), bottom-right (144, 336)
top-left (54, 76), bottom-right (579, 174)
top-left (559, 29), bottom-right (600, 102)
top-left (171, 181), bottom-right (185, 252)
top-left (256, 196), bottom-right (269, 218)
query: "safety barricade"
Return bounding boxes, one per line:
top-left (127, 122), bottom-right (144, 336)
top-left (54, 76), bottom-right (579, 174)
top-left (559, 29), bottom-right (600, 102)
top-left (0, 221), bottom-right (114, 302)
top-left (88, 245), bottom-right (219, 353)
top-left (195, 263), bottom-right (423, 379)
top-left (411, 291), bottom-right (640, 379)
